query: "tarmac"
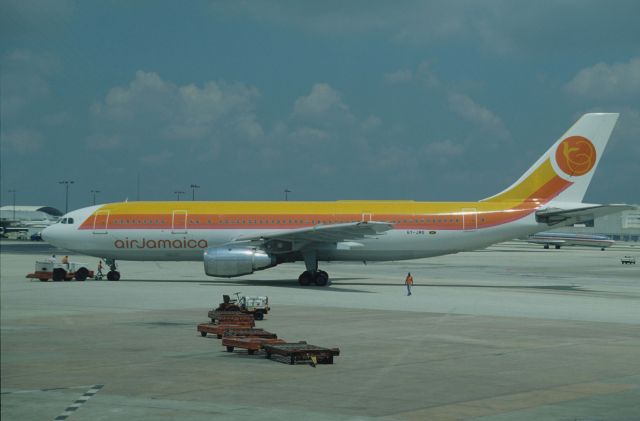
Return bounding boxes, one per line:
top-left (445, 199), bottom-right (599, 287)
top-left (1, 240), bottom-right (639, 420)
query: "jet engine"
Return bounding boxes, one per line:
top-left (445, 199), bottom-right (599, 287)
top-left (203, 247), bottom-right (276, 278)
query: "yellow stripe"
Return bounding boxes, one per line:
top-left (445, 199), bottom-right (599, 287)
top-left (484, 158), bottom-right (557, 203)
top-left (97, 199), bottom-right (526, 216)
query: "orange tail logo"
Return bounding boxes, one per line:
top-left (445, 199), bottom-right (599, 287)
top-left (555, 136), bottom-right (596, 176)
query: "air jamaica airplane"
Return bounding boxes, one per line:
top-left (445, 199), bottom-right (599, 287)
top-left (43, 113), bottom-right (632, 285)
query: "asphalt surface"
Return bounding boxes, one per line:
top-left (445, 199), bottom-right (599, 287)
top-left (2, 240), bottom-right (639, 420)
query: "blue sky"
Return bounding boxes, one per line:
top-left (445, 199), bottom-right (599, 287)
top-left (1, 0), bottom-right (639, 212)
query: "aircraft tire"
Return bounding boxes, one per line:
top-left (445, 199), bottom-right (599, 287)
top-left (107, 271), bottom-right (121, 281)
top-left (298, 271), bottom-right (313, 286)
top-left (314, 271), bottom-right (329, 286)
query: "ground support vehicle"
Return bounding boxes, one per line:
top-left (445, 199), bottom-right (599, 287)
top-left (237, 295), bottom-right (270, 320)
top-left (222, 328), bottom-right (277, 339)
top-left (222, 337), bottom-right (287, 354)
top-left (197, 322), bottom-right (255, 338)
top-left (26, 261), bottom-right (94, 282)
top-left (207, 311), bottom-right (256, 325)
top-left (263, 342), bottom-right (340, 365)
top-left (621, 256), bottom-right (636, 264)
top-left (212, 294), bottom-right (270, 320)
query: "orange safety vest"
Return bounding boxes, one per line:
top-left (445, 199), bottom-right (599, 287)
top-left (405, 275), bottom-right (413, 285)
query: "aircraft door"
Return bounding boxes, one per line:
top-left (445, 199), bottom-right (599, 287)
top-left (172, 210), bottom-right (188, 234)
top-left (93, 210), bottom-right (110, 234)
top-left (462, 208), bottom-right (477, 231)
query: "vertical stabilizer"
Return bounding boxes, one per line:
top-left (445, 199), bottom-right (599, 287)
top-left (482, 113), bottom-right (619, 204)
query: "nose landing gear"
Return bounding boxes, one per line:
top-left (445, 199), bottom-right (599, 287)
top-left (105, 259), bottom-right (121, 281)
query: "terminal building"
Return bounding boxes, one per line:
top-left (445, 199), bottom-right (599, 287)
top-left (549, 207), bottom-right (640, 242)
top-left (0, 205), bottom-right (62, 238)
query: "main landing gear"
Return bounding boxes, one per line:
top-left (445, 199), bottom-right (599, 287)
top-left (105, 258), bottom-right (121, 281)
top-left (298, 270), bottom-right (329, 286)
top-left (298, 251), bottom-right (330, 286)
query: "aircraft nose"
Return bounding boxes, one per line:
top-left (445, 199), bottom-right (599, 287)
top-left (41, 225), bottom-right (58, 244)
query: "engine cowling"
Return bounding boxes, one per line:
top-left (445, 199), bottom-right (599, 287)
top-left (204, 247), bottom-right (276, 278)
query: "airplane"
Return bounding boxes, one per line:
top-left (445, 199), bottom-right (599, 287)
top-left (525, 232), bottom-right (614, 250)
top-left (42, 113), bottom-right (633, 285)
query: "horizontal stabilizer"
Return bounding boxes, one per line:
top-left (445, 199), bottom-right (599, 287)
top-left (535, 204), bottom-right (635, 225)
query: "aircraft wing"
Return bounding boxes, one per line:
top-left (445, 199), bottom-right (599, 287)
top-left (535, 204), bottom-right (635, 225)
top-left (229, 221), bottom-right (393, 253)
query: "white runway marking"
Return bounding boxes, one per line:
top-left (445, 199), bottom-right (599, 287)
top-left (53, 384), bottom-right (103, 420)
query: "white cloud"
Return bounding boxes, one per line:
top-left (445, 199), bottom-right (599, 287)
top-left (85, 133), bottom-right (123, 151)
top-left (288, 127), bottom-right (330, 145)
top-left (211, 2), bottom-right (640, 56)
top-left (415, 60), bottom-right (440, 87)
top-left (141, 150), bottom-right (174, 166)
top-left (1, 50), bottom-right (60, 118)
top-left (291, 83), bottom-right (349, 118)
top-left (564, 57), bottom-right (640, 99)
top-left (361, 115), bottom-right (382, 131)
top-left (385, 69), bottom-right (413, 83)
top-left (88, 71), bottom-right (263, 149)
top-left (1, 128), bottom-right (44, 153)
top-left (423, 139), bottom-right (464, 156)
top-left (447, 92), bottom-right (509, 139)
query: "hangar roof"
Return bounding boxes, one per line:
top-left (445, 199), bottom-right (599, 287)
top-left (0, 206), bottom-right (63, 217)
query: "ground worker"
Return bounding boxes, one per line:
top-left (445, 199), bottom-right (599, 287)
top-left (405, 272), bottom-right (413, 296)
top-left (62, 255), bottom-right (69, 269)
top-left (96, 260), bottom-right (104, 279)
top-left (48, 254), bottom-right (57, 263)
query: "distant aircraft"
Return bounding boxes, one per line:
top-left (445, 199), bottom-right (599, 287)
top-left (43, 113), bottom-right (633, 285)
top-left (525, 232), bottom-right (614, 250)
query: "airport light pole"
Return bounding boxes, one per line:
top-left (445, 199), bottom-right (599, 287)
top-left (8, 189), bottom-right (16, 221)
top-left (59, 180), bottom-right (74, 214)
top-left (190, 184), bottom-right (200, 201)
top-left (91, 190), bottom-right (101, 206)
top-left (284, 189), bottom-right (291, 201)
top-left (174, 191), bottom-right (184, 201)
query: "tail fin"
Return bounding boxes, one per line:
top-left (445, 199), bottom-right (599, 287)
top-left (482, 113), bottom-right (619, 204)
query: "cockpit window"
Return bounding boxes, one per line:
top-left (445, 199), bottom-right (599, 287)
top-left (68, 218), bottom-right (74, 224)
